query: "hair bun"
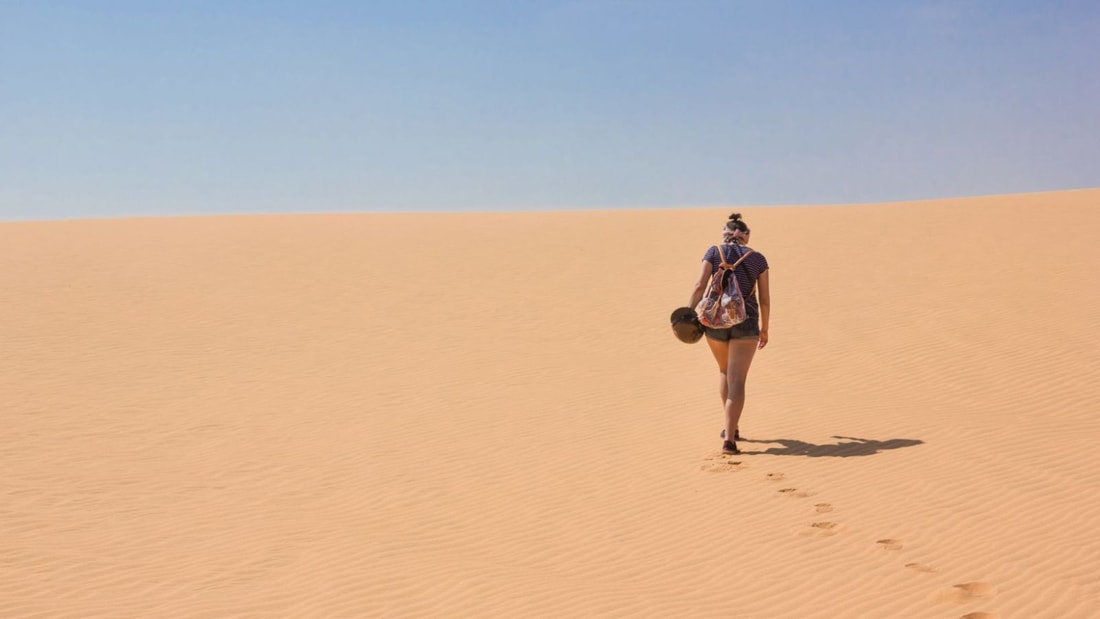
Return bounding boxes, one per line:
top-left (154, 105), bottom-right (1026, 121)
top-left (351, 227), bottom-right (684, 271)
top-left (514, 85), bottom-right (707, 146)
top-left (728, 212), bottom-right (742, 221)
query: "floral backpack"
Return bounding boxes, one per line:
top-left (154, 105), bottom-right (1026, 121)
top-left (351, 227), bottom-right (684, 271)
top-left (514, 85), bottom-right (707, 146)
top-left (695, 244), bottom-right (755, 329)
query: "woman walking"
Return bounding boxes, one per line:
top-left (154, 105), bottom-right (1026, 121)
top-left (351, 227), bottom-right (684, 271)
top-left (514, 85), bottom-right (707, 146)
top-left (688, 213), bottom-right (770, 455)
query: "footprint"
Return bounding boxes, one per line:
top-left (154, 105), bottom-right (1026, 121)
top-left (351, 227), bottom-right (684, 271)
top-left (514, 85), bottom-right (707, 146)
top-left (798, 521), bottom-right (841, 537)
top-left (955, 582), bottom-right (994, 598)
top-left (766, 472), bottom-right (786, 482)
top-left (700, 458), bottom-right (745, 473)
top-left (777, 488), bottom-right (812, 498)
top-left (876, 538), bottom-right (903, 551)
top-left (939, 582), bottom-right (995, 604)
top-left (814, 503), bottom-right (834, 513)
top-left (960, 613), bottom-right (997, 619)
top-left (904, 562), bottom-right (936, 573)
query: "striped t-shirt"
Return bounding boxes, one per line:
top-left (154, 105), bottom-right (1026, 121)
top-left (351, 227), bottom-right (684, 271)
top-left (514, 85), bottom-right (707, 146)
top-left (702, 244), bottom-right (769, 322)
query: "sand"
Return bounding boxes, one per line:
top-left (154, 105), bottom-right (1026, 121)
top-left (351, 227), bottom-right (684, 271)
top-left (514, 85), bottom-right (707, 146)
top-left (3, 189), bottom-right (1099, 618)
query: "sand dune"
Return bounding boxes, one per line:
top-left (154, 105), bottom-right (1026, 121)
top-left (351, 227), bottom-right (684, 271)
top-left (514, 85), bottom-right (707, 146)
top-left (3, 189), bottom-right (1099, 618)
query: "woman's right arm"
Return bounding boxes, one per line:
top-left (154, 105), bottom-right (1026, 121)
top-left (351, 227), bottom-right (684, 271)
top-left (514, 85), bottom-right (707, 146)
top-left (757, 269), bottom-right (770, 349)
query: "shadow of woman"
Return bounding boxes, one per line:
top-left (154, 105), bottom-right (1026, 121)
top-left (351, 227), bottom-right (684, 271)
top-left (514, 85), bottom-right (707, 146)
top-left (740, 435), bottom-right (924, 458)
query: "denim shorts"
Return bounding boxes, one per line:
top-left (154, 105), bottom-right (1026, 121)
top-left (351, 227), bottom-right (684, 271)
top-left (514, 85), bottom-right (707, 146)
top-left (704, 318), bottom-right (760, 342)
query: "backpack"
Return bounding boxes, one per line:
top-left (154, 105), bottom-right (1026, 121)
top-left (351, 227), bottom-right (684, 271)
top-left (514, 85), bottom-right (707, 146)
top-left (695, 244), bottom-right (755, 329)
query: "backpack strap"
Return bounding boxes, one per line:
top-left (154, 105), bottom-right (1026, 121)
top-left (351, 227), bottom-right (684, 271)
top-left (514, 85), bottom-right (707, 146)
top-left (718, 244), bottom-right (754, 270)
top-left (731, 245), bottom-right (757, 297)
top-left (716, 245), bottom-right (731, 268)
top-left (730, 246), bottom-right (754, 270)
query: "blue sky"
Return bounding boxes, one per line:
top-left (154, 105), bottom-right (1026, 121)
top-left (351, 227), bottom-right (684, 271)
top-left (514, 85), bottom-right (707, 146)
top-left (2, 1), bottom-right (1098, 220)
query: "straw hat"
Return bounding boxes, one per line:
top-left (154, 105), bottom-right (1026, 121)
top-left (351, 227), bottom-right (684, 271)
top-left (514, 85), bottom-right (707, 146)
top-left (670, 307), bottom-right (704, 343)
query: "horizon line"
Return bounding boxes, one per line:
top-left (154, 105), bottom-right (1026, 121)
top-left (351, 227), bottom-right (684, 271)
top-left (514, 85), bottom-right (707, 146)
top-left (2, 187), bottom-right (1096, 225)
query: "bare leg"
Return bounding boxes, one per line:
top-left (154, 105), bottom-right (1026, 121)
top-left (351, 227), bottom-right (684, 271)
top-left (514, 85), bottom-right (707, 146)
top-left (719, 375), bottom-right (732, 438)
top-left (705, 336), bottom-right (729, 409)
top-left (724, 339), bottom-right (759, 442)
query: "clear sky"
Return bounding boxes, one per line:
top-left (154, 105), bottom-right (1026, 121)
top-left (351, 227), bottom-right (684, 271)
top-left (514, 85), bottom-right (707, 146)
top-left (2, 1), bottom-right (1098, 220)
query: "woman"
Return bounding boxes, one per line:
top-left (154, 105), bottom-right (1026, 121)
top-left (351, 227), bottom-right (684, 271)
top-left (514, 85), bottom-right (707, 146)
top-left (688, 213), bottom-right (770, 455)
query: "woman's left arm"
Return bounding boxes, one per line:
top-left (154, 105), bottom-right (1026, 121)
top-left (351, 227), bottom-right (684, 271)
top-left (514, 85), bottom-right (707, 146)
top-left (689, 260), bottom-right (713, 309)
